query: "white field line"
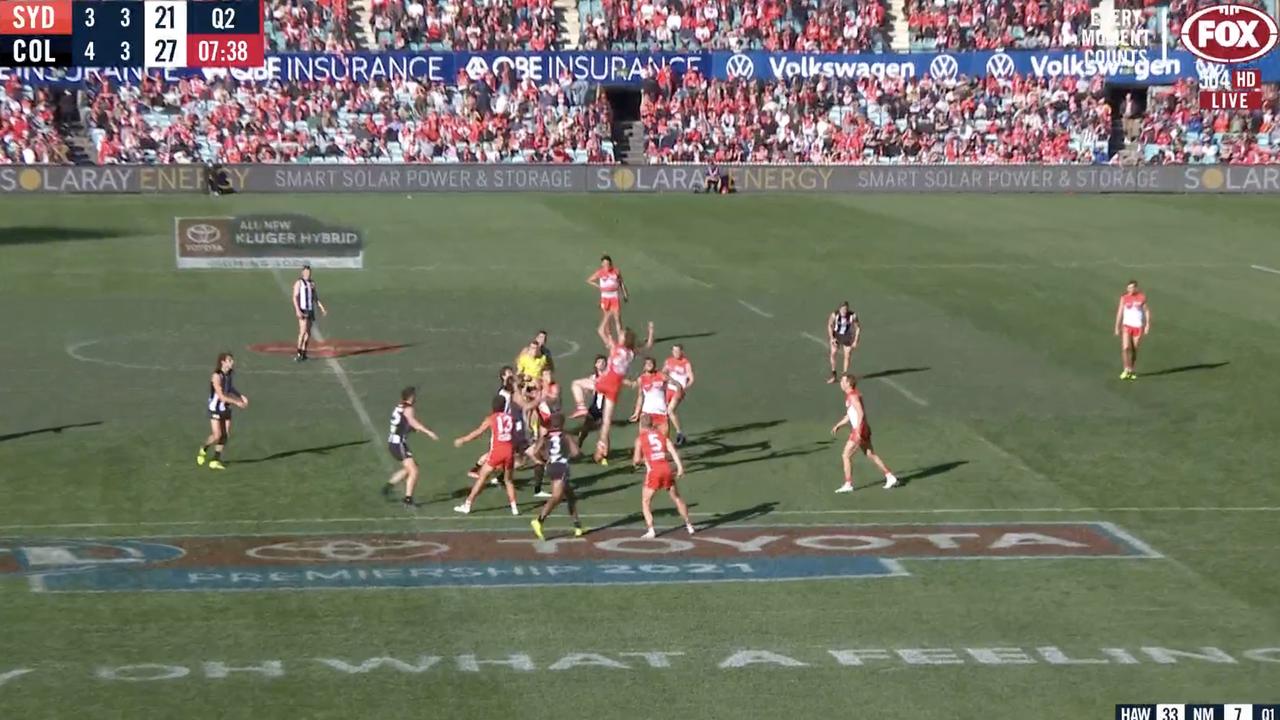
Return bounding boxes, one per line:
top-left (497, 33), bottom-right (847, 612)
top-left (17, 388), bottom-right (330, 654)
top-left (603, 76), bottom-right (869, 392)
top-left (271, 271), bottom-right (391, 471)
top-left (1250, 264), bottom-right (1280, 275)
top-left (685, 274), bottom-right (715, 288)
top-left (737, 299), bottom-right (774, 318)
top-left (3, 506), bottom-right (1278, 532)
top-left (799, 332), bottom-right (927, 407)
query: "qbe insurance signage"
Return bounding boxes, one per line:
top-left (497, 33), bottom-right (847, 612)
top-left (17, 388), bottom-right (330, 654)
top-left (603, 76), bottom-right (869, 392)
top-left (175, 214), bottom-right (364, 269)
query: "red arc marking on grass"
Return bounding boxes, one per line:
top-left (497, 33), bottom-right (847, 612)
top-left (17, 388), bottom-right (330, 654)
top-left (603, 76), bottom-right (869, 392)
top-left (247, 341), bottom-right (408, 359)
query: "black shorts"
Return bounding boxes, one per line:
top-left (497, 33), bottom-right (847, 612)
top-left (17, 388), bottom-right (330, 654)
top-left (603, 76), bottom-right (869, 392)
top-left (834, 331), bottom-right (854, 348)
top-left (388, 441), bottom-right (413, 462)
top-left (209, 409), bottom-right (232, 422)
top-left (588, 398), bottom-right (604, 421)
top-left (547, 462), bottom-right (571, 482)
top-left (300, 309), bottom-right (316, 322)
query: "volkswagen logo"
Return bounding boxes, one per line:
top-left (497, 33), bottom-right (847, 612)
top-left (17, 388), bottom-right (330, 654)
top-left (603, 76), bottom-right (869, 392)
top-left (246, 538), bottom-right (450, 562)
top-left (464, 56), bottom-right (490, 79)
top-left (725, 54), bottom-right (756, 80)
top-left (985, 52), bottom-right (1016, 79)
top-left (185, 223), bottom-right (221, 245)
top-left (928, 54), bottom-right (959, 80)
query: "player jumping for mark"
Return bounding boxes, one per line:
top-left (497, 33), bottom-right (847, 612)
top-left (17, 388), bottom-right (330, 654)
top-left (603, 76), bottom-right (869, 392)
top-left (570, 321), bottom-right (654, 464)
top-left (831, 374), bottom-right (899, 493)
top-left (1114, 280), bottom-right (1151, 381)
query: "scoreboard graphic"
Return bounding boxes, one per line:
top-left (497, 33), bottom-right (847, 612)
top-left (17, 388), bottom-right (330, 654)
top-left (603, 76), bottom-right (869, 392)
top-left (0, 0), bottom-right (263, 68)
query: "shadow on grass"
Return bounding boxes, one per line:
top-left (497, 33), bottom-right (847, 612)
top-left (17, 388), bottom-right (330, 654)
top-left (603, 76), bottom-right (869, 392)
top-left (653, 331), bottom-right (717, 344)
top-left (698, 501), bottom-right (779, 530)
top-left (0, 227), bottom-right (130, 245)
top-left (863, 366), bottom-right (930, 380)
top-left (0, 421), bottom-right (103, 444)
top-left (237, 440), bottom-right (369, 464)
top-left (1143, 362), bottom-right (1229, 377)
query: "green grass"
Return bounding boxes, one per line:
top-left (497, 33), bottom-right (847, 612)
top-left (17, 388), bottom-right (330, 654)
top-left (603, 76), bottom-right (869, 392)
top-left (2, 194), bottom-right (1279, 719)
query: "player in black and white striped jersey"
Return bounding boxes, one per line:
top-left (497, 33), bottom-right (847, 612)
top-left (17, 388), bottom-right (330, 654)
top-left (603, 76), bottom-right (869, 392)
top-left (826, 301), bottom-right (860, 383)
top-left (292, 264), bottom-right (327, 362)
top-left (198, 352), bottom-right (248, 471)
top-left (384, 386), bottom-right (440, 507)
top-left (528, 413), bottom-right (585, 540)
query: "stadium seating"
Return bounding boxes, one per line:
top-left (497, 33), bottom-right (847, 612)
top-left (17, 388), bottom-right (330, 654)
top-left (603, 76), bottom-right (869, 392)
top-left (81, 75), bottom-right (615, 164)
top-left (0, 80), bottom-right (72, 164)
top-left (1139, 79), bottom-right (1280, 164)
top-left (265, 0), bottom-right (361, 51)
top-left (579, 0), bottom-right (892, 53)
top-left (640, 74), bottom-right (1115, 163)
top-left (366, 0), bottom-right (562, 51)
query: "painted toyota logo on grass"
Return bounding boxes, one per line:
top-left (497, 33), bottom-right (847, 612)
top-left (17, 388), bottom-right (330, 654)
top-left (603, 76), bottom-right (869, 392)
top-left (928, 54), bottom-right (959, 80)
top-left (246, 539), bottom-right (450, 562)
top-left (985, 52), bottom-right (1015, 79)
top-left (185, 224), bottom-right (221, 245)
top-left (725, 54), bottom-right (756, 80)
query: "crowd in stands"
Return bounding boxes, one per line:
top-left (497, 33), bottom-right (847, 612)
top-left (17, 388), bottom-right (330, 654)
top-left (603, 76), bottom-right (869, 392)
top-left (1138, 79), bottom-right (1280, 164)
top-left (265, 0), bottom-right (361, 52)
top-left (579, 0), bottom-right (891, 52)
top-left (79, 70), bottom-right (614, 164)
top-left (0, 79), bottom-right (71, 164)
top-left (365, 0), bottom-right (561, 51)
top-left (639, 70), bottom-right (1114, 163)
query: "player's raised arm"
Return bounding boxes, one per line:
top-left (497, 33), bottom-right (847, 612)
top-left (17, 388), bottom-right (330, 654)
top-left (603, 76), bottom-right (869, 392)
top-left (666, 436), bottom-right (685, 477)
top-left (405, 406), bottom-right (439, 441)
top-left (642, 321), bottom-right (654, 350)
top-left (454, 416), bottom-right (492, 447)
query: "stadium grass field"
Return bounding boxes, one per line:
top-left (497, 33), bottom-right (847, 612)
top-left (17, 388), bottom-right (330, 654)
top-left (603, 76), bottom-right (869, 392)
top-left (1, 193), bottom-right (1278, 719)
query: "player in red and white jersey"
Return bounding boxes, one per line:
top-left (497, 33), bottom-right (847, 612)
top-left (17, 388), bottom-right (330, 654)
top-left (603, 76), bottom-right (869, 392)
top-left (587, 255), bottom-right (629, 347)
top-left (1113, 280), bottom-right (1151, 381)
top-left (632, 415), bottom-right (694, 538)
top-left (570, 321), bottom-right (654, 464)
top-left (663, 344), bottom-right (694, 446)
top-left (629, 356), bottom-right (681, 437)
top-left (453, 396), bottom-right (520, 516)
top-left (831, 374), bottom-right (899, 493)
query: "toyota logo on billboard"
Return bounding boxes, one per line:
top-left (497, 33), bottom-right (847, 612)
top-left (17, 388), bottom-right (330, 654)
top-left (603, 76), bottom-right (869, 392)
top-left (985, 52), bottom-right (1016, 79)
top-left (928, 54), bottom-right (959, 80)
top-left (185, 223), bottom-right (221, 245)
top-left (725, 54), bottom-right (756, 80)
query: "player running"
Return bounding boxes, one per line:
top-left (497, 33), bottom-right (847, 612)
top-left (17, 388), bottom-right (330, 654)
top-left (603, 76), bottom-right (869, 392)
top-left (588, 255), bottom-right (629, 347)
top-left (453, 396), bottom-right (521, 516)
top-left (529, 413), bottom-right (586, 540)
top-left (633, 416), bottom-right (695, 538)
top-left (663, 344), bottom-right (694, 445)
top-left (1114, 280), bottom-right (1151, 380)
top-left (384, 386), bottom-right (440, 506)
top-left (198, 352), bottom-right (248, 470)
top-left (292, 264), bottom-right (328, 362)
top-left (831, 374), bottom-right (899, 493)
top-left (826, 301), bottom-right (860, 383)
top-left (570, 321), bottom-right (654, 464)
top-left (629, 356), bottom-right (680, 438)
